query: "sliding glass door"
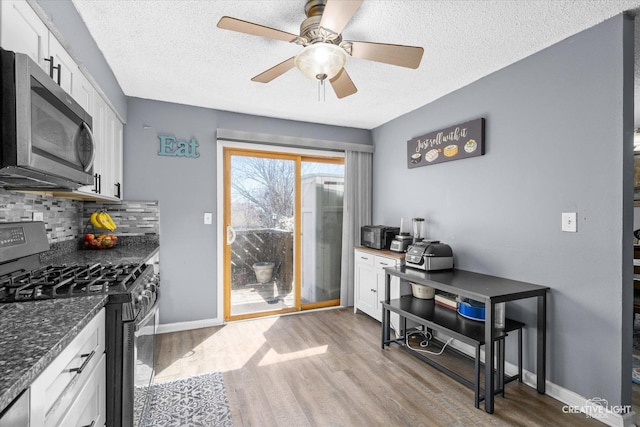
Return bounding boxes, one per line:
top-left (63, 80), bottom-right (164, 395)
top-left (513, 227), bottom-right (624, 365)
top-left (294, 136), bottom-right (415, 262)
top-left (223, 148), bottom-right (344, 321)
top-left (300, 159), bottom-right (344, 308)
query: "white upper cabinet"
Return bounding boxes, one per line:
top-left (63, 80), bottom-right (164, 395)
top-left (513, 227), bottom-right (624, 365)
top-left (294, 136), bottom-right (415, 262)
top-left (0, 0), bottom-right (48, 68)
top-left (1, 0), bottom-right (77, 96)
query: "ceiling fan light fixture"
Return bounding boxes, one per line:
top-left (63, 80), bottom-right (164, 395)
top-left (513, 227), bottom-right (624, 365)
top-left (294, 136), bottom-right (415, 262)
top-left (294, 42), bottom-right (347, 81)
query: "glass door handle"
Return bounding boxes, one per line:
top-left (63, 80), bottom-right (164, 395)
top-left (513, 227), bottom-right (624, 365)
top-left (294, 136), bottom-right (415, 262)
top-left (226, 226), bottom-right (236, 245)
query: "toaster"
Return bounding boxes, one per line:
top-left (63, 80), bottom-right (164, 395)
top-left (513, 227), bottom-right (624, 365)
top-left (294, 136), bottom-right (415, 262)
top-left (405, 240), bottom-right (453, 271)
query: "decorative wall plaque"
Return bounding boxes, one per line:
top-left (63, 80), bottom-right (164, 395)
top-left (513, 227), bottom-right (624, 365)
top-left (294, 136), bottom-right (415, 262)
top-left (158, 135), bottom-right (200, 158)
top-left (407, 118), bottom-right (485, 168)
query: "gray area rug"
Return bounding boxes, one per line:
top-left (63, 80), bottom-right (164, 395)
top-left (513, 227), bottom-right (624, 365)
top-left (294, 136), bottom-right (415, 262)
top-left (141, 372), bottom-right (232, 427)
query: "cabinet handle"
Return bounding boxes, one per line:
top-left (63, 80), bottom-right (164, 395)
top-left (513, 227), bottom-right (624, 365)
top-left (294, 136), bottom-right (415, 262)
top-left (360, 256), bottom-right (369, 260)
top-left (81, 421), bottom-right (95, 427)
top-left (115, 182), bottom-right (121, 198)
top-left (55, 63), bottom-right (61, 85)
top-left (93, 173), bottom-right (99, 193)
top-left (371, 288), bottom-right (377, 293)
top-left (70, 350), bottom-right (95, 374)
top-left (379, 262), bottom-right (389, 266)
top-left (43, 56), bottom-right (61, 85)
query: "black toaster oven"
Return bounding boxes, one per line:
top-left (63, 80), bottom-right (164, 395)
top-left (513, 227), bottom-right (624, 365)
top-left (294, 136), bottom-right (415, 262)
top-left (360, 225), bottom-right (400, 250)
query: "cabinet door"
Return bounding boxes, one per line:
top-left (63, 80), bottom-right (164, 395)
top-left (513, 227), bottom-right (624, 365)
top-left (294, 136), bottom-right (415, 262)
top-left (356, 263), bottom-right (379, 320)
top-left (101, 107), bottom-right (122, 198)
top-left (71, 66), bottom-right (94, 116)
top-left (93, 94), bottom-right (107, 194)
top-left (57, 353), bottom-right (106, 427)
top-left (112, 116), bottom-right (123, 198)
top-left (47, 34), bottom-right (76, 95)
top-left (355, 251), bottom-right (381, 321)
top-left (0, 0), bottom-right (48, 69)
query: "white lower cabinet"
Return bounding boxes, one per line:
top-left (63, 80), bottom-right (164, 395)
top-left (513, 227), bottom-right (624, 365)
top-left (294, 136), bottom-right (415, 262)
top-left (354, 249), bottom-right (410, 332)
top-left (30, 309), bottom-right (105, 427)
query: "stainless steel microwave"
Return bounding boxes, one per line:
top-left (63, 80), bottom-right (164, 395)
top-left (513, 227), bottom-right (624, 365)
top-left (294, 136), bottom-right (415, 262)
top-left (0, 48), bottom-right (95, 189)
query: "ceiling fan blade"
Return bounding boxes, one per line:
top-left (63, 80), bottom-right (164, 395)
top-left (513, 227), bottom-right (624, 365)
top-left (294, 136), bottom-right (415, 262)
top-left (350, 41), bottom-right (424, 69)
top-left (319, 0), bottom-right (363, 35)
top-left (217, 16), bottom-right (298, 42)
top-left (329, 68), bottom-right (357, 99)
top-left (251, 57), bottom-right (296, 83)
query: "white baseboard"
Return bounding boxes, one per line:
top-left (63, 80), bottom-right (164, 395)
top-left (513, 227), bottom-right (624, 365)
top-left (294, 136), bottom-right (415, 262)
top-left (157, 317), bottom-right (223, 334)
top-left (440, 337), bottom-right (636, 427)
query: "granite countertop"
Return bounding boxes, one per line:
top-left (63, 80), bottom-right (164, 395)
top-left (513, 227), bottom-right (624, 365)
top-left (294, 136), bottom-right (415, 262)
top-left (0, 296), bottom-right (108, 414)
top-left (43, 239), bottom-right (159, 266)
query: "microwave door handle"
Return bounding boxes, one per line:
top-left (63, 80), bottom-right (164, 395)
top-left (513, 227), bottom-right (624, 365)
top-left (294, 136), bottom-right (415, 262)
top-left (82, 121), bottom-right (96, 172)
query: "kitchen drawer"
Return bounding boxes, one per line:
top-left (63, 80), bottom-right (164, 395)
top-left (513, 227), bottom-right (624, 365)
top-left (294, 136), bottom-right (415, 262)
top-left (374, 255), bottom-right (399, 269)
top-left (30, 308), bottom-right (105, 427)
top-left (56, 353), bottom-right (106, 427)
top-left (354, 250), bottom-right (374, 266)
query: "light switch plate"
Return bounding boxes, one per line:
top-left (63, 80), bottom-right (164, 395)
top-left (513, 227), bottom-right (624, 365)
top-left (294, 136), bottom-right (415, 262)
top-left (33, 212), bottom-right (44, 222)
top-left (204, 212), bottom-right (213, 225)
top-left (562, 212), bottom-right (577, 232)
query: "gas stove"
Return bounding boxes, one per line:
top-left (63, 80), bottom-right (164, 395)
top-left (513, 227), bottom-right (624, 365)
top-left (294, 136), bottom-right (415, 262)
top-left (0, 222), bottom-right (158, 320)
top-left (0, 221), bottom-right (160, 426)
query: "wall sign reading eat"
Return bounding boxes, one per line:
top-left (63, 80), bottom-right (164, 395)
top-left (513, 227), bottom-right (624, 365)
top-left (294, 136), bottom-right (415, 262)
top-left (158, 135), bottom-right (200, 158)
top-left (407, 118), bottom-right (484, 168)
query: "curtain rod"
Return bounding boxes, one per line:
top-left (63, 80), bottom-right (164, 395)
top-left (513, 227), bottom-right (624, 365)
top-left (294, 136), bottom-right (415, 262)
top-left (216, 129), bottom-right (374, 153)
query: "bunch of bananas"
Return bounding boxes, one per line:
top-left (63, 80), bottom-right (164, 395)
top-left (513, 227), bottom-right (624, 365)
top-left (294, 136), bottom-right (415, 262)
top-left (89, 210), bottom-right (117, 231)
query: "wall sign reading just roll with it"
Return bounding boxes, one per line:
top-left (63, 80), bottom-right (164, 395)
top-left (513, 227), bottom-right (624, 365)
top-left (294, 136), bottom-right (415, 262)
top-left (407, 118), bottom-right (485, 168)
top-left (158, 135), bottom-right (200, 158)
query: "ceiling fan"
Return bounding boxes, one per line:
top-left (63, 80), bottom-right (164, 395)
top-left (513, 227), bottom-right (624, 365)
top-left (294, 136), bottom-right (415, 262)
top-left (217, 0), bottom-right (424, 99)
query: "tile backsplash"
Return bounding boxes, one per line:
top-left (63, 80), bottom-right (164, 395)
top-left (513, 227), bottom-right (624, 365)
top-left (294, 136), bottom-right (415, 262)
top-left (83, 201), bottom-right (160, 236)
top-left (0, 189), bottom-right (160, 244)
top-left (0, 189), bottom-right (82, 243)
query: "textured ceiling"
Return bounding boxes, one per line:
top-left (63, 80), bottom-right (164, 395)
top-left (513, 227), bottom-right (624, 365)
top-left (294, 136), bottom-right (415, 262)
top-left (71, 0), bottom-right (640, 130)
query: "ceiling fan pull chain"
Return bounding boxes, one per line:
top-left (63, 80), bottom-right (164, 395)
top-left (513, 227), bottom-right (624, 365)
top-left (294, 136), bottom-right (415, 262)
top-left (318, 79), bottom-right (326, 102)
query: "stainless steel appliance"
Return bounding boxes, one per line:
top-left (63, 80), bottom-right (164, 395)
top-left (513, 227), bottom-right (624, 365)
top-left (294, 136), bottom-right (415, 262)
top-left (405, 240), bottom-right (454, 271)
top-left (389, 235), bottom-right (412, 252)
top-left (390, 217), bottom-right (414, 252)
top-left (0, 222), bottom-right (160, 427)
top-left (0, 389), bottom-right (29, 427)
top-left (0, 48), bottom-right (95, 189)
top-left (360, 225), bottom-right (399, 250)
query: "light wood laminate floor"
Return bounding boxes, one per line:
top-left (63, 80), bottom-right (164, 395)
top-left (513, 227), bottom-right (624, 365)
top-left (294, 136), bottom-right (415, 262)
top-left (155, 308), bottom-right (604, 426)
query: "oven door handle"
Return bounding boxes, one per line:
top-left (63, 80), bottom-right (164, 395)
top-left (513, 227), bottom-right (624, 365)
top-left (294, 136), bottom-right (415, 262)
top-left (135, 298), bottom-right (159, 332)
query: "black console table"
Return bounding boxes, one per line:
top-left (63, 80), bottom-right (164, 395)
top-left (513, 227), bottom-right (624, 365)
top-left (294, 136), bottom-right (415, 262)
top-left (382, 266), bottom-right (549, 414)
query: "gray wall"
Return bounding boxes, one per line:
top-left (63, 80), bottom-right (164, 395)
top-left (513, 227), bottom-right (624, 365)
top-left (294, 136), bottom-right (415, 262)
top-left (124, 97), bottom-right (371, 325)
top-left (34, 0), bottom-right (127, 119)
top-left (372, 14), bottom-right (634, 406)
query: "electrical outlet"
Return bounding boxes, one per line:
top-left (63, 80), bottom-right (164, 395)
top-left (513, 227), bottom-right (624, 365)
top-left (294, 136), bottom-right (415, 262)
top-left (204, 212), bottom-right (213, 225)
top-left (32, 212), bottom-right (44, 222)
top-left (561, 212), bottom-right (577, 232)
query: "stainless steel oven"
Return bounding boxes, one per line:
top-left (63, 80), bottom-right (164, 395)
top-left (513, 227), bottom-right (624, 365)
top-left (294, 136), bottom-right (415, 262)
top-left (106, 264), bottom-right (160, 427)
top-left (131, 298), bottom-right (159, 426)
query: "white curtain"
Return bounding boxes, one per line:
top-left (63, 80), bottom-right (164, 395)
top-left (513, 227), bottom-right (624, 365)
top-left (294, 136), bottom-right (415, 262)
top-left (340, 150), bottom-right (372, 307)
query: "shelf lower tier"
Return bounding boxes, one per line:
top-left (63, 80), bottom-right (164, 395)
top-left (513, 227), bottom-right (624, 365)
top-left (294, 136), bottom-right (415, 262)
top-left (383, 296), bottom-right (524, 346)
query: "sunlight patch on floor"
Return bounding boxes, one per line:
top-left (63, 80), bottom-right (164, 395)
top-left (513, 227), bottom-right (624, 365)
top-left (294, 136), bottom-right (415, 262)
top-left (257, 345), bottom-right (328, 367)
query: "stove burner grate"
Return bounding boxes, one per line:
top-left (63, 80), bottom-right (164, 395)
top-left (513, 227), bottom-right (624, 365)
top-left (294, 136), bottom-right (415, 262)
top-left (0, 263), bottom-right (147, 302)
